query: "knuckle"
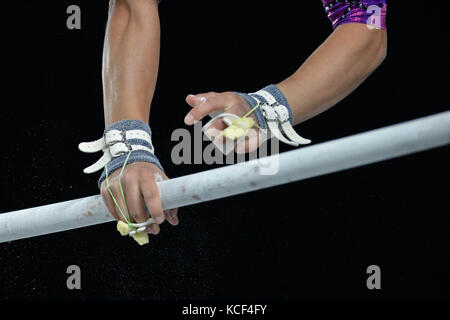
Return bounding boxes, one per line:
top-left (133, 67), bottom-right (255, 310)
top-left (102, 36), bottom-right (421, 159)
top-left (120, 172), bottom-right (135, 185)
top-left (109, 182), bottom-right (120, 194)
top-left (142, 167), bottom-right (154, 176)
top-left (139, 171), bottom-right (152, 183)
top-left (100, 186), bottom-right (109, 198)
top-left (130, 210), bottom-right (147, 222)
top-left (205, 92), bottom-right (218, 101)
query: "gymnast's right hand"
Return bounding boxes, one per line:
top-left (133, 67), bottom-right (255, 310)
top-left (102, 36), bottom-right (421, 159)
top-left (100, 161), bottom-right (179, 235)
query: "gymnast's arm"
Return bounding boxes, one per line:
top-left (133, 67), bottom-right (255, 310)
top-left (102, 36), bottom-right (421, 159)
top-left (277, 23), bottom-right (387, 124)
top-left (100, 0), bottom-right (178, 234)
top-left (184, 16), bottom-right (387, 127)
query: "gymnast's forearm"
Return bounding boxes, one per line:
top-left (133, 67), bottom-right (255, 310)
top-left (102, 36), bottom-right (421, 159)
top-left (277, 23), bottom-right (387, 125)
top-left (102, 0), bottom-right (160, 127)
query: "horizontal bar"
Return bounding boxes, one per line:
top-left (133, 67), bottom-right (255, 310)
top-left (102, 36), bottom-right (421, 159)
top-left (1, 111), bottom-right (449, 243)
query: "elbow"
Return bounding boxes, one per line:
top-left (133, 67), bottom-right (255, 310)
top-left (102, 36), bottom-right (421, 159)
top-left (377, 33), bottom-right (388, 66)
top-left (370, 30), bottom-right (388, 70)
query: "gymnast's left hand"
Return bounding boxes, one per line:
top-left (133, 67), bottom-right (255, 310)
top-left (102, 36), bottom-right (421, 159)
top-left (184, 91), bottom-right (265, 153)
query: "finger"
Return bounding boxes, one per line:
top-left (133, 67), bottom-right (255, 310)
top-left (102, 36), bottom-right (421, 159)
top-left (235, 128), bottom-right (263, 154)
top-left (123, 175), bottom-right (149, 223)
top-left (146, 223), bottom-right (160, 235)
top-left (100, 182), bottom-right (120, 221)
top-left (204, 102), bottom-right (255, 139)
top-left (204, 103), bottom-right (250, 141)
top-left (169, 208), bottom-right (179, 225)
top-left (140, 173), bottom-right (165, 225)
top-left (212, 131), bottom-right (232, 150)
top-left (204, 117), bottom-right (227, 133)
top-left (165, 209), bottom-right (176, 225)
top-left (186, 93), bottom-right (207, 108)
top-left (106, 177), bottom-right (129, 222)
top-left (165, 208), bottom-right (179, 226)
top-left (204, 119), bottom-right (227, 141)
top-left (184, 92), bottom-right (236, 125)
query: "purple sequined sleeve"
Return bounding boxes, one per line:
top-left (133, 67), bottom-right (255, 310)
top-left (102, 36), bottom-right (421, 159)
top-left (322, 0), bottom-right (387, 30)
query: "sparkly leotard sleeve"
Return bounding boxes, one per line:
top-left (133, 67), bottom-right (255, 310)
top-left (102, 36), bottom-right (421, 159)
top-left (321, 0), bottom-right (387, 30)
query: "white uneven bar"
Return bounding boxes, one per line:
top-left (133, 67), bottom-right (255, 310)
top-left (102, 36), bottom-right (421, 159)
top-left (1, 111), bottom-right (449, 243)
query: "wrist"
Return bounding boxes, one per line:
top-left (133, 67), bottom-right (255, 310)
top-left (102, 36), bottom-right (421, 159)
top-left (233, 84), bottom-right (311, 147)
top-left (78, 119), bottom-right (163, 189)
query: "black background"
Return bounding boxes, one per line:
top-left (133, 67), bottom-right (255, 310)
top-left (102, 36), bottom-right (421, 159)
top-left (0, 0), bottom-right (449, 300)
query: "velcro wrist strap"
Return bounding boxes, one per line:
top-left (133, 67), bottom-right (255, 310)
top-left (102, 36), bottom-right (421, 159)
top-left (236, 84), bottom-right (311, 147)
top-left (250, 84), bottom-right (295, 125)
top-left (235, 92), bottom-right (269, 130)
top-left (97, 149), bottom-right (163, 189)
top-left (78, 119), bottom-right (164, 189)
